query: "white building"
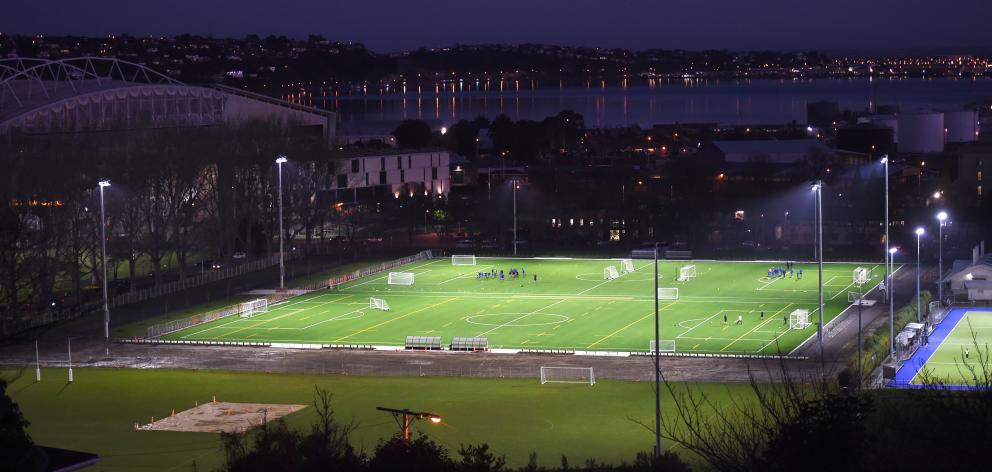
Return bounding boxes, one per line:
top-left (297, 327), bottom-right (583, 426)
top-left (944, 243), bottom-right (992, 302)
top-left (322, 150), bottom-right (450, 202)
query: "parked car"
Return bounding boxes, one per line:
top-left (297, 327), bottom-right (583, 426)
top-left (232, 251), bottom-right (247, 260)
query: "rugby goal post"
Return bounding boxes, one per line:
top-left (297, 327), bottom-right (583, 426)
top-left (620, 259), bottom-right (636, 274)
top-left (239, 298), bottom-right (268, 319)
top-left (604, 266), bottom-right (620, 280)
top-left (853, 267), bottom-right (870, 285)
top-left (387, 272), bottom-right (415, 285)
top-left (452, 255), bottom-right (477, 266)
top-left (649, 339), bottom-right (676, 353)
top-left (789, 309), bottom-right (811, 330)
top-left (370, 297), bottom-right (390, 311)
top-left (677, 264), bottom-right (697, 282)
top-left (540, 366), bottom-right (595, 386)
top-left (657, 287), bottom-right (679, 300)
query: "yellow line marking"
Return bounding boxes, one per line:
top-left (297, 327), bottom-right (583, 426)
top-left (720, 303), bottom-right (793, 352)
top-left (332, 297), bottom-right (458, 342)
top-left (585, 302), bottom-right (678, 349)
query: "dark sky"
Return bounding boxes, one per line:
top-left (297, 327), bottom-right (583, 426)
top-left (3, 0), bottom-right (991, 53)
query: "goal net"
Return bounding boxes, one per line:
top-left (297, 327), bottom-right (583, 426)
top-left (604, 266), bottom-right (620, 280)
top-left (649, 339), bottom-right (676, 353)
top-left (387, 272), bottom-right (415, 285)
top-left (370, 297), bottom-right (390, 311)
top-left (540, 366), bottom-right (595, 386)
top-left (239, 298), bottom-right (268, 319)
top-left (657, 287), bottom-right (679, 300)
top-left (677, 265), bottom-right (697, 282)
top-left (853, 267), bottom-right (869, 285)
top-left (452, 255), bottom-right (477, 266)
top-left (620, 259), bottom-right (636, 273)
top-left (789, 309), bottom-right (811, 330)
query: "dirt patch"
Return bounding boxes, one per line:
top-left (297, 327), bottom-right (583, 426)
top-left (139, 401), bottom-right (306, 433)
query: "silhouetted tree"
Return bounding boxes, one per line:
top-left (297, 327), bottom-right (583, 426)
top-left (393, 120), bottom-right (434, 148)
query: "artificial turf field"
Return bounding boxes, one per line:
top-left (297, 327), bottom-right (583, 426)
top-left (164, 257), bottom-right (888, 355)
top-left (5, 368), bottom-right (756, 470)
top-left (906, 308), bottom-right (992, 387)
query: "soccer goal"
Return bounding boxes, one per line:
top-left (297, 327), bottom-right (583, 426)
top-left (853, 267), bottom-right (870, 285)
top-left (540, 366), bottom-right (595, 386)
top-left (370, 297), bottom-right (390, 311)
top-left (604, 266), bottom-right (620, 280)
top-left (657, 287), bottom-right (679, 300)
top-left (239, 298), bottom-right (268, 319)
top-left (452, 255), bottom-right (477, 266)
top-left (677, 264), bottom-right (697, 282)
top-left (649, 339), bottom-right (676, 353)
top-left (789, 309), bottom-right (811, 330)
top-left (620, 259), bottom-right (636, 274)
top-left (387, 272), bottom-right (415, 285)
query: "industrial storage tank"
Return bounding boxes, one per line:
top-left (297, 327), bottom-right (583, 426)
top-left (943, 109), bottom-right (979, 143)
top-left (898, 112), bottom-right (944, 153)
top-left (859, 115), bottom-right (899, 143)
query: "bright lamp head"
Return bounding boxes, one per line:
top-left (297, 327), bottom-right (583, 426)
top-left (915, 227), bottom-right (925, 236)
top-left (98, 179), bottom-right (111, 188)
top-left (889, 247), bottom-right (899, 255)
top-left (880, 156), bottom-right (888, 164)
top-left (276, 155), bottom-right (288, 164)
top-left (937, 211), bottom-right (948, 222)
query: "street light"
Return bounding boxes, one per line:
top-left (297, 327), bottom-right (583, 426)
top-left (375, 407), bottom-right (442, 442)
top-left (97, 179), bottom-right (111, 342)
top-left (881, 156), bottom-right (890, 306)
top-left (511, 179), bottom-right (520, 256)
top-left (276, 155), bottom-right (288, 289)
top-left (888, 247), bottom-right (899, 355)
top-left (915, 227), bottom-right (925, 322)
top-left (812, 181), bottom-right (824, 362)
top-left (937, 211), bottom-right (948, 306)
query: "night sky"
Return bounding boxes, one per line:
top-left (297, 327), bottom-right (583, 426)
top-left (3, 0), bottom-right (991, 52)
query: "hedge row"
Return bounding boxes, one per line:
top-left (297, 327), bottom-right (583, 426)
top-left (838, 290), bottom-right (932, 387)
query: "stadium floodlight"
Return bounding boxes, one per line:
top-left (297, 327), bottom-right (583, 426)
top-left (880, 155), bottom-right (890, 312)
top-left (97, 179), bottom-right (111, 342)
top-left (376, 406), bottom-right (442, 442)
top-left (936, 211), bottom-right (948, 305)
top-left (812, 179), bottom-right (824, 363)
top-left (276, 155), bottom-right (288, 289)
top-left (915, 228), bottom-right (925, 322)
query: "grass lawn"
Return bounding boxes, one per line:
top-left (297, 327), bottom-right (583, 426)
top-left (5, 367), bottom-right (757, 470)
top-left (163, 257), bottom-right (888, 355)
top-left (908, 308), bottom-right (992, 387)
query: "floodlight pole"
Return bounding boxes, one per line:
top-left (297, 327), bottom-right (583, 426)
top-left (67, 338), bottom-right (73, 384)
top-left (512, 179), bottom-right (518, 256)
top-left (857, 279), bottom-right (863, 390)
top-left (98, 179), bottom-right (111, 342)
top-left (882, 156), bottom-right (889, 304)
top-left (889, 248), bottom-right (897, 355)
top-left (376, 406), bottom-right (442, 442)
top-left (915, 228), bottom-right (924, 322)
top-left (276, 155), bottom-right (287, 289)
top-left (653, 243), bottom-right (662, 458)
top-left (937, 212), bottom-right (947, 307)
top-left (35, 340), bottom-right (41, 382)
top-left (815, 180), bottom-right (824, 363)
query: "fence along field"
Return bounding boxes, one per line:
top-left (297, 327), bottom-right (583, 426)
top-left (157, 254), bottom-right (887, 356)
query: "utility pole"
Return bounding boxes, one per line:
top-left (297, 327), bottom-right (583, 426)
top-left (276, 155), bottom-right (288, 289)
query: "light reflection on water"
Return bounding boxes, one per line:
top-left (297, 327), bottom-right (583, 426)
top-left (296, 77), bottom-right (992, 128)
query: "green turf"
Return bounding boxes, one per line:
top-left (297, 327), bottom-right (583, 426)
top-left (5, 368), bottom-right (755, 470)
top-left (163, 258), bottom-right (889, 355)
top-left (911, 310), bottom-right (992, 386)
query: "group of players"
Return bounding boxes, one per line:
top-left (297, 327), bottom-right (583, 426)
top-left (767, 261), bottom-right (804, 280)
top-left (477, 267), bottom-right (535, 282)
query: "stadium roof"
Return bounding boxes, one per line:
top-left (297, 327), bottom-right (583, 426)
top-left (0, 57), bottom-right (335, 144)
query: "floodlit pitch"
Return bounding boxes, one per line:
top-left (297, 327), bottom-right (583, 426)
top-left (164, 257), bottom-right (888, 355)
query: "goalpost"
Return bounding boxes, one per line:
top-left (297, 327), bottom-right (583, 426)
top-left (657, 287), bottom-right (679, 300)
top-left (620, 259), bottom-right (635, 274)
top-left (853, 267), bottom-right (870, 285)
top-left (540, 366), bottom-right (595, 386)
top-left (239, 299), bottom-right (268, 319)
top-left (789, 309), bottom-right (811, 330)
top-left (603, 266), bottom-right (620, 280)
top-left (387, 272), bottom-right (415, 286)
top-left (677, 265), bottom-right (697, 282)
top-left (452, 255), bottom-right (477, 266)
top-left (649, 339), bottom-right (676, 353)
top-left (370, 297), bottom-right (390, 311)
